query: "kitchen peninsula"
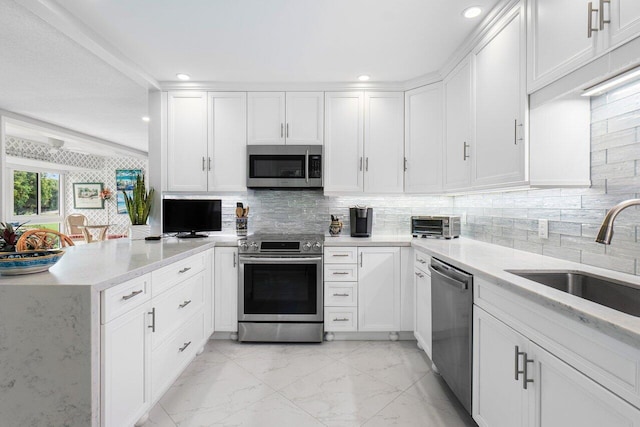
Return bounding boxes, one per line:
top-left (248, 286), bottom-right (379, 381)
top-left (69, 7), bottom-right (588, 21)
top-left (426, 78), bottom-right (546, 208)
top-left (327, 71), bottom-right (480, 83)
top-left (0, 237), bottom-right (235, 427)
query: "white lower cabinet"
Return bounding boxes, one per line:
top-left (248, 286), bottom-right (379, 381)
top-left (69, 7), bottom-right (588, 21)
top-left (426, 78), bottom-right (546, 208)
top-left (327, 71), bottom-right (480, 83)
top-left (358, 247), bottom-right (401, 332)
top-left (473, 306), bottom-right (640, 427)
top-left (102, 300), bottom-right (152, 427)
top-left (101, 250), bottom-right (214, 427)
top-left (214, 247), bottom-right (238, 332)
top-left (413, 250), bottom-right (432, 358)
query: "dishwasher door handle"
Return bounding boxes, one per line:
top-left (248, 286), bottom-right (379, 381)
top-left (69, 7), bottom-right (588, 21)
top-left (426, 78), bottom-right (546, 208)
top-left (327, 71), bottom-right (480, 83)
top-left (429, 264), bottom-right (468, 291)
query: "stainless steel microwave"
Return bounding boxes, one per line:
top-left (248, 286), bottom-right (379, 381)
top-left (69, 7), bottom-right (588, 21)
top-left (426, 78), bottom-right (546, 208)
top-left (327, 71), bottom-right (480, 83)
top-left (247, 145), bottom-right (322, 188)
top-left (412, 215), bottom-right (461, 239)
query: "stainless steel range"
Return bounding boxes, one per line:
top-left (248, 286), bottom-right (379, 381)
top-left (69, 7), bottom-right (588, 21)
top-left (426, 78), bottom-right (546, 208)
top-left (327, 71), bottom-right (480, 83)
top-left (238, 234), bottom-right (324, 342)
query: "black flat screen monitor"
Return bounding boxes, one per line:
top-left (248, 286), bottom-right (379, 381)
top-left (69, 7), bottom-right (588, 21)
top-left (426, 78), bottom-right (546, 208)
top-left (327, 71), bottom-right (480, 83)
top-left (163, 199), bottom-right (222, 238)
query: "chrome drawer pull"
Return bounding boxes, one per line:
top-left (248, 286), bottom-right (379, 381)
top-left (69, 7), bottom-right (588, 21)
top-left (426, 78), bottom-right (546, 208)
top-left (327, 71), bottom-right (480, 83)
top-left (415, 272), bottom-right (424, 278)
top-left (178, 341), bottom-right (192, 352)
top-left (122, 290), bottom-right (143, 300)
top-left (333, 318), bottom-right (350, 322)
top-left (417, 258), bottom-right (427, 264)
top-left (332, 254), bottom-right (350, 257)
top-left (332, 272), bottom-right (350, 275)
top-left (178, 267), bottom-right (191, 274)
top-left (148, 307), bottom-right (156, 332)
top-left (332, 293), bottom-right (350, 297)
top-left (179, 300), bottom-right (192, 309)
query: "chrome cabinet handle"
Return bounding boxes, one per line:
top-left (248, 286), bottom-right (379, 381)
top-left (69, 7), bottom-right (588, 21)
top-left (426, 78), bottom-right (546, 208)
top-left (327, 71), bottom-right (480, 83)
top-left (202, 156), bottom-right (206, 171)
top-left (514, 120), bottom-right (524, 145)
top-left (404, 157), bottom-right (408, 172)
top-left (281, 123), bottom-right (284, 138)
top-left (179, 341), bottom-right (192, 352)
top-left (599, 0), bottom-right (610, 30)
top-left (332, 254), bottom-right (350, 257)
top-left (360, 252), bottom-right (363, 268)
top-left (148, 307), bottom-right (156, 332)
top-left (415, 272), bottom-right (424, 278)
top-left (365, 157), bottom-right (369, 172)
top-left (208, 157), bottom-right (212, 171)
top-left (122, 290), bottom-right (143, 300)
top-left (359, 157), bottom-right (363, 171)
top-left (332, 272), bottom-right (349, 275)
top-left (416, 258), bottom-right (426, 264)
top-left (305, 149), bottom-right (309, 183)
top-left (233, 252), bottom-right (236, 268)
top-left (588, 2), bottom-right (599, 38)
top-left (286, 123), bottom-right (289, 138)
top-left (515, 346), bottom-right (524, 380)
top-left (178, 267), bottom-right (191, 274)
top-left (179, 300), bottom-right (192, 309)
top-left (523, 353), bottom-right (534, 389)
top-left (333, 318), bottom-right (349, 322)
top-left (332, 293), bottom-right (350, 297)
top-left (463, 142), bottom-right (470, 160)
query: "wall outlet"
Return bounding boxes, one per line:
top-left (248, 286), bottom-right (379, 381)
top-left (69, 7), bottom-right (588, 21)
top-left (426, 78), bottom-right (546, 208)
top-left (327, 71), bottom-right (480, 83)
top-left (538, 219), bottom-right (549, 239)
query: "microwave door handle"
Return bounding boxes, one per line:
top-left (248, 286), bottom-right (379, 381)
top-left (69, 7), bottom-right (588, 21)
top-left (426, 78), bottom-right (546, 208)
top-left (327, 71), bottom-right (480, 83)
top-left (305, 149), bottom-right (309, 183)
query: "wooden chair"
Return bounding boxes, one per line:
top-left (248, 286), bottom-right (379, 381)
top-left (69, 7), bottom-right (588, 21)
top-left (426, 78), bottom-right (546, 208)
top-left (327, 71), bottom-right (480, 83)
top-left (65, 214), bottom-right (88, 236)
top-left (16, 229), bottom-right (75, 251)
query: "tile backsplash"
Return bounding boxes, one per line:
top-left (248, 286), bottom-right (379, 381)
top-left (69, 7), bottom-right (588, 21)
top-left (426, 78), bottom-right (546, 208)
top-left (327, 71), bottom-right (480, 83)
top-left (212, 191), bottom-right (452, 236)
top-left (454, 79), bottom-right (640, 275)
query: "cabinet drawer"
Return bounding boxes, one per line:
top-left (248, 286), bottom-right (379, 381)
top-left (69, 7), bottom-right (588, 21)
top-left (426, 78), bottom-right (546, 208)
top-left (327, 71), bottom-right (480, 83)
top-left (324, 282), bottom-right (358, 306)
top-left (324, 247), bottom-right (358, 264)
top-left (152, 310), bottom-right (205, 402)
top-left (324, 264), bottom-right (358, 281)
top-left (151, 252), bottom-right (206, 296)
top-left (414, 251), bottom-right (430, 271)
top-left (152, 272), bottom-right (205, 348)
top-left (102, 274), bottom-right (151, 324)
top-left (324, 307), bottom-right (358, 331)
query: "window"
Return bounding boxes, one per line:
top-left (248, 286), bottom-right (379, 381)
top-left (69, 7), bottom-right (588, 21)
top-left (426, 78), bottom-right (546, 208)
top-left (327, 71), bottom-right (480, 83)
top-left (11, 170), bottom-right (62, 229)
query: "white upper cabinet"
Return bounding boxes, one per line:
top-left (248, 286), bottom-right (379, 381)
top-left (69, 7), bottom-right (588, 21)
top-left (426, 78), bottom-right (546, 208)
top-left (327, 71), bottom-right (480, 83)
top-left (324, 92), bottom-right (365, 193)
top-left (364, 92), bottom-right (405, 194)
top-left (443, 57), bottom-right (472, 190)
top-left (167, 92), bottom-right (209, 192)
top-left (247, 92), bottom-right (286, 145)
top-left (528, 0), bottom-right (640, 93)
top-left (404, 84), bottom-right (442, 193)
top-left (472, 1), bottom-right (526, 188)
top-left (207, 92), bottom-right (247, 192)
top-left (285, 92), bottom-right (324, 145)
top-left (607, 0), bottom-right (640, 49)
top-left (248, 92), bottom-right (323, 145)
top-left (167, 91), bottom-right (247, 192)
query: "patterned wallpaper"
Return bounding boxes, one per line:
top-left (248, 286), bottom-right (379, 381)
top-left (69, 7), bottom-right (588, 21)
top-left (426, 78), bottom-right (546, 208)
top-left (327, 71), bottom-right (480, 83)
top-left (5, 136), bottom-right (147, 236)
top-left (454, 79), bottom-right (640, 275)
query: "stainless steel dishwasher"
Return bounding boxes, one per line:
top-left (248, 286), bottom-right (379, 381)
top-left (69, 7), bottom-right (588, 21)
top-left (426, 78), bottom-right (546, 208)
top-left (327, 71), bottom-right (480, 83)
top-left (429, 257), bottom-right (473, 415)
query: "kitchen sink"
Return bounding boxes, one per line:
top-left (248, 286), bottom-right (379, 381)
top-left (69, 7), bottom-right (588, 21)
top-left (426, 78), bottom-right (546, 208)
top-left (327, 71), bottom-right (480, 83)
top-left (505, 270), bottom-right (640, 317)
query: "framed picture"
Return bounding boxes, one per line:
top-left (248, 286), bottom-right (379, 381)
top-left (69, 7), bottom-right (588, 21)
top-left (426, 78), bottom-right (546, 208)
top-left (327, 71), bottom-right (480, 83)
top-left (73, 183), bottom-right (104, 209)
top-left (116, 169), bottom-right (142, 214)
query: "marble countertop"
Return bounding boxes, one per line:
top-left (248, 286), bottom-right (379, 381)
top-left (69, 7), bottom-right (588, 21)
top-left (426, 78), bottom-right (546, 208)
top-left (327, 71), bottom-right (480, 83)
top-left (323, 235), bottom-right (413, 246)
top-left (412, 237), bottom-right (640, 348)
top-left (0, 235), bottom-right (239, 291)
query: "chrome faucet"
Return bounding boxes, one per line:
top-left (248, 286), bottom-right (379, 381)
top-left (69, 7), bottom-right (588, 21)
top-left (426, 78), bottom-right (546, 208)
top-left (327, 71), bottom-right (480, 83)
top-left (595, 198), bottom-right (640, 244)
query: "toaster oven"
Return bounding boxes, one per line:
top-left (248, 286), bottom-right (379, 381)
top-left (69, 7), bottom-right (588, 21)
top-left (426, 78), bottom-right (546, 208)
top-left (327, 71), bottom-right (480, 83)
top-left (412, 216), bottom-right (461, 239)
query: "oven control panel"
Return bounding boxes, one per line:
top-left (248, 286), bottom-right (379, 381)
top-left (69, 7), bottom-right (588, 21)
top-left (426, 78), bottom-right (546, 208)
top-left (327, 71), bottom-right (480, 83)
top-left (238, 234), bottom-right (324, 254)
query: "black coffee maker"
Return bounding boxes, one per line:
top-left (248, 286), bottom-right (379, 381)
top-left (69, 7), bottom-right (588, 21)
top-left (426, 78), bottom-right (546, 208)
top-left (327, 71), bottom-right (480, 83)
top-left (350, 206), bottom-right (373, 237)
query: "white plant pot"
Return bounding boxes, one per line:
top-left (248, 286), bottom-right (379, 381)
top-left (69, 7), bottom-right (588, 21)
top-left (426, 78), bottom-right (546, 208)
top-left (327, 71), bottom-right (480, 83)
top-left (129, 224), bottom-right (151, 240)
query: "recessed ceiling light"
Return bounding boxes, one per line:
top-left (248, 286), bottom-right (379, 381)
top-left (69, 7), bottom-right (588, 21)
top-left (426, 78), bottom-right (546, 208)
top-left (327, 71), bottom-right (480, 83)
top-left (142, 116), bottom-right (150, 122)
top-left (463, 6), bottom-right (482, 19)
top-left (358, 75), bottom-right (370, 81)
top-left (176, 73), bottom-right (190, 81)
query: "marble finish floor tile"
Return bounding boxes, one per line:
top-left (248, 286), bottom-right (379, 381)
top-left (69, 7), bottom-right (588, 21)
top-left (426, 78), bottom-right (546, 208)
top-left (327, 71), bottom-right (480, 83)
top-left (145, 339), bottom-right (477, 427)
top-left (339, 341), bottom-right (432, 390)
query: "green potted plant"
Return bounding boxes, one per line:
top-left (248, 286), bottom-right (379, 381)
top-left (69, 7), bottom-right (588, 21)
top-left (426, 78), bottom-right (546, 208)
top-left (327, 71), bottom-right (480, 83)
top-left (123, 175), bottom-right (155, 240)
top-left (0, 222), bottom-right (28, 252)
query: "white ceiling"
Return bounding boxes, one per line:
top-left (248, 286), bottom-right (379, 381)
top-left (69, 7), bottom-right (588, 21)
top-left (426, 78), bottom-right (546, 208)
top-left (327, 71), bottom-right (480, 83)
top-left (1, 0), bottom-right (501, 153)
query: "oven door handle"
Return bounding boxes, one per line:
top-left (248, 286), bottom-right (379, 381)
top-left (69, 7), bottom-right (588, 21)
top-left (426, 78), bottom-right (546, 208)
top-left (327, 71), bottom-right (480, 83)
top-left (239, 256), bottom-right (323, 263)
